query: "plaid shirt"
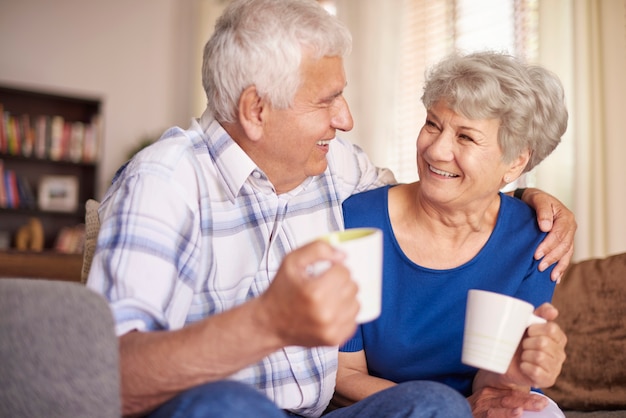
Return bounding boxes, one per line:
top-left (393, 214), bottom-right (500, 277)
top-left (87, 111), bottom-right (394, 417)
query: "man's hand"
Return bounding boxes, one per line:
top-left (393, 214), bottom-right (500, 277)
top-left (260, 240), bottom-right (360, 348)
top-left (468, 386), bottom-right (548, 418)
top-left (521, 188), bottom-right (577, 282)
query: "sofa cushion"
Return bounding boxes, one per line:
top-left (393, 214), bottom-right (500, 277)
top-left (0, 278), bottom-right (120, 417)
top-left (544, 252), bottom-right (626, 410)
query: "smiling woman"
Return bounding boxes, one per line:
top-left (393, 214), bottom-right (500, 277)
top-left (335, 51), bottom-right (569, 417)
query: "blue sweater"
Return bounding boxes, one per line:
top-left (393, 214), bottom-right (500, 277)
top-left (340, 185), bottom-right (555, 396)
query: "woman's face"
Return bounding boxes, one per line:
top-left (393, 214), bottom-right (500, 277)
top-left (416, 100), bottom-right (519, 206)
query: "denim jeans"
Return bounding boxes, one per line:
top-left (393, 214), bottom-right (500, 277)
top-left (147, 380), bottom-right (472, 418)
top-left (324, 381), bottom-right (472, 418)
top-left (146, 380), bottom-right (286, 418)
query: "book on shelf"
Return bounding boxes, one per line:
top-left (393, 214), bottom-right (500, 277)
top-left (54, 224), bottom-right (85, 254)
top-left (48, 115), bottom-right (64, 161)
top-left (16, 175), bottom-right (36, 209)
top-left (0, 103), bottom-right (100, 163)
top-left (5, 113), bottom-right (20, 155)
top-left (0, 161), bottom-right (36, 210)
top-left (69, 121), bottom-right (85, 162)
top-left (82, 117), bottom-right (99, 163)
top-left (34, 115), bottom-right (49, 159)
top-left (0, 103), bottom-right (5, 153)
top-left (0, 159), bottom-right (6, 207)
top-left (7, 170), bottom-right (20, 208)
top-left (20, 114), bottom-right (34, 157)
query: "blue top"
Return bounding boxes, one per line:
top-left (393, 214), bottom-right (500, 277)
top-left (340, 185), bottom-right (556, 396)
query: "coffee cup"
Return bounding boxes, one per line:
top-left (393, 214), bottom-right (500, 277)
top-left (313, 228), bottom-right (383, 323)
top-left (462, 289), bottom-right (546, 374)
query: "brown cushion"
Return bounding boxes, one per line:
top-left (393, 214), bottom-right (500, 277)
top-left (544, 252), bottom-right (626, 410)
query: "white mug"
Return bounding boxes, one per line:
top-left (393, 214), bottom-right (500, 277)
top-left (313, 228), bottom-right (383, 323)
top-left (462, 289), bottom-right (546, 374)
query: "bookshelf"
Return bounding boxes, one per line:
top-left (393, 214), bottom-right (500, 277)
top-left (0, 85), bottom-right (101, 264)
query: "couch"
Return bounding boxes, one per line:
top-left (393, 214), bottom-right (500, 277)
top-left (0, 252), bottom-right (624, 417)
top-left (546, 252), bottom-right (626, 417)
top-left (0, 278), bottom-right (120, 418)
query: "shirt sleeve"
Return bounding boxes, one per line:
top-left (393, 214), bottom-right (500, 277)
top-left (339, 325), bottom-right (364, 352)
top-left (87, 148), bottom-right (203, 335)
top-left (331, 136), bottom-right (397, 194)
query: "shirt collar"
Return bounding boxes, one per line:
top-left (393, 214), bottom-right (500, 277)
top-left (199, 110), bottom-right (268, 200)
top-left (198, 109), bottom-right (317, 200)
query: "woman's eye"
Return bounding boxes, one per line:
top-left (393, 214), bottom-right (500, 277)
top-left (459, 134), bottom-right (474, 142)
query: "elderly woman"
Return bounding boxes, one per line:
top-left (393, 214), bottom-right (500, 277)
top-left (333, 51), bottom-right (569, 417)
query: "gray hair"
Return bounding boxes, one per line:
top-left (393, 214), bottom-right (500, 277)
top-left (421, 51), bottom-right (568, 172)
top-left (202, 0), bottom-right (352, 123)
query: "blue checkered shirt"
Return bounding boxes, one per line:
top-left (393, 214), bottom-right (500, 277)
top-left (87, 110), bottom-right (394, 417)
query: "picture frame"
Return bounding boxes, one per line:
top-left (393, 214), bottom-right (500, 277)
top-left (38, 175), bottom-right (79, 213)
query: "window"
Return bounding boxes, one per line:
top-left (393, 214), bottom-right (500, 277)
top-left (390, 0), bottom-right (539, 183)
top-left (335, 0), bottom-right (538, 184)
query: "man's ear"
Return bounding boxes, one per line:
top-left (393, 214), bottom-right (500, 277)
top-left (504, 149), bottom-right (531, 183)
top-left (238, 85), bottom-right (264, 141)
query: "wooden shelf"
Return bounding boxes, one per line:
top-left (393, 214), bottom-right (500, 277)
top-left (0, 85), bottom-right (101, 249)
top-left (0, 250), bottom-right (83, 282)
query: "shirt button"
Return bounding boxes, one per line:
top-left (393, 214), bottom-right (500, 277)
top-left (252, 171), bottom-right (261, 179)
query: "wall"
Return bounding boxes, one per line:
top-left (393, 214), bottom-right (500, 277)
top-left (0, 0), bottom-right (204, 197)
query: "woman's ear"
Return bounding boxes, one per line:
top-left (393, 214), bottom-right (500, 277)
top-left (504, 149), bottom-right (531, 183)
top-left (238, 85), bottom-right (264, 141)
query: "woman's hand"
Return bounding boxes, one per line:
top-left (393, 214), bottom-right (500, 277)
top-left (470, 303), bottom-right (567, 416)
top-left (474, 303), bottom-right (567, 390)
top-left (468, 386), bottom-right (549, 418)
top-left (520, 188), bottom-right (577, 282)
top-left (507, 303), bottom-right (567, 388)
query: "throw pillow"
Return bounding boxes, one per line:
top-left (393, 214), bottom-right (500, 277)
top-left (544, 252), bottom-right (626, 410)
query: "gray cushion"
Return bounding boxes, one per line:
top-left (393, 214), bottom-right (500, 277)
top-left (0, 279), bottom-right (120, 417)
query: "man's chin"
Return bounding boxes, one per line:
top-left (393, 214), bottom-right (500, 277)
top-left (306, 160), bottom-right (329, 177)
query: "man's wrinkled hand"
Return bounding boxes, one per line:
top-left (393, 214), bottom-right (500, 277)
top-left (260, 240), bottom-right (359, 348)
top-left (522, 188), bottom-right (577, 282)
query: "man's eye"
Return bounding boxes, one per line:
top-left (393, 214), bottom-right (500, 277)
top-left (459, 134), bottom-right (474, 142)
top-left (425, 120), bottom-right (439, 130)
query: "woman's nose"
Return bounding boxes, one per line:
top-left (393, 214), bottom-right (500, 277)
top-left (427, 130), bottom-right (455, 161)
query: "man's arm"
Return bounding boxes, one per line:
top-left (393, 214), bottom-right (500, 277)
top-left (119, 241), bottom-right (359, 416)
top-left (119, 297), bottom-right (282, 416)
top-left (512, 188), bottom-right (577, 282)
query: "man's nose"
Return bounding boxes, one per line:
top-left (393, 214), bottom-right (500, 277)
top-left (331, 96), bottom-right (354, 132)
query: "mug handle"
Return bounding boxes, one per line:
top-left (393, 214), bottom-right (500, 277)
top-left (527, 313), bottom-right (547, 326)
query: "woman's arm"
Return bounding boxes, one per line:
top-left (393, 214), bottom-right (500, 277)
top-left (332, 350), bottom-right (396, 408)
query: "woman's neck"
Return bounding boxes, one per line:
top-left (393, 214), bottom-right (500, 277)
top-left (388, 182), bottom-right (500, 269)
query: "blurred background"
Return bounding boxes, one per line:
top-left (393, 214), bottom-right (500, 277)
top-left (1, 0), bottom-right (624, 262)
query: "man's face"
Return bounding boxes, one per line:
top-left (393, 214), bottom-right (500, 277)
top-left (259, 55), bottom-right (353, 193)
